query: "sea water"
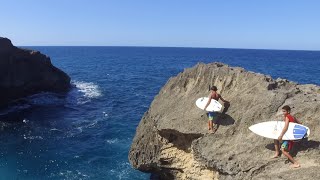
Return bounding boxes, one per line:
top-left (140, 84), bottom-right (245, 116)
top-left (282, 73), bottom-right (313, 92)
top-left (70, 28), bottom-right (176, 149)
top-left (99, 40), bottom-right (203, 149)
top-left (0, 47), bottom-right (319, 179)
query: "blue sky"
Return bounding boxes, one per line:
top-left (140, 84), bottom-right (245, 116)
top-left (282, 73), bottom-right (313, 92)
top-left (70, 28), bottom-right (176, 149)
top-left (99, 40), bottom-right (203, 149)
top-left (1, 0), bottom-right (320, 50)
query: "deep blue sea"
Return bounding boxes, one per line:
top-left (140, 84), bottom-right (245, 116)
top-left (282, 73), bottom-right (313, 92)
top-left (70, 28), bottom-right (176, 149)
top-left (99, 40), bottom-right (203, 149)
top-left (0, 47), bottom-right (319, 179)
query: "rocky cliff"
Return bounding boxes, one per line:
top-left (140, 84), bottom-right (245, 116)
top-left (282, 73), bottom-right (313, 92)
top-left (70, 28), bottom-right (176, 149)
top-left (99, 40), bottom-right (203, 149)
top-left (0, 37), bottom-right (70, 107)
top-left (129, 62), bottom-right (320, 180)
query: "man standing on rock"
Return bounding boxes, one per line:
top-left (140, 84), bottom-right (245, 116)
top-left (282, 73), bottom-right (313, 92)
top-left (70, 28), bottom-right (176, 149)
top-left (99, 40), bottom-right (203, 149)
top-left (272, 105), bottom-right (301, 168)
top-left (204, 86), bottom-right (229, 133)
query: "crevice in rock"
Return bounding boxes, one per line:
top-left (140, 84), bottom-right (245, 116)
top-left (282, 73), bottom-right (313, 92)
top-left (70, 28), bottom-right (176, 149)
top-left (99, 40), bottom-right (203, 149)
top-left (158, 129), bottom-right (203, 152)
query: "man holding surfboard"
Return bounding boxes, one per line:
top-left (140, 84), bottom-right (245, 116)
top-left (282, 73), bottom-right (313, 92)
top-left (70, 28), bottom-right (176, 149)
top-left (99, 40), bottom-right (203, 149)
top-left (204, 86), bottom-right (229, 133)
top-left (273, 105), bottom-right (301, 168)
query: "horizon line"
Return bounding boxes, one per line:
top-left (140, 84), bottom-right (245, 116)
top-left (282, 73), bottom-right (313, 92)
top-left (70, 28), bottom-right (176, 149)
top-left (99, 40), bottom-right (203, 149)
top-left (18, 45), bottom-right (320, 52)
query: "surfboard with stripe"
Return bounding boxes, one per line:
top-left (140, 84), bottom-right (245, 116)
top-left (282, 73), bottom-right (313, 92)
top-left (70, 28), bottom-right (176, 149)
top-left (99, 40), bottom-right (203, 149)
top-left (249, 121), bottom-right (310, 140)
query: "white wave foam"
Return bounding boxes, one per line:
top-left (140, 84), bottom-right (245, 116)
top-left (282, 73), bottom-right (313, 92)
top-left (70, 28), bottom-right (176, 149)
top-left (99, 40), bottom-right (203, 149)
top-left (73, 81), bottom-right (102, 98)
top-left (68, 81), bottom-right (102, 105)
top-left (106, 138), bottom-right (119, 144)
top-left (23, 134), bottom-right (43, 140)
top-left (50, 128), bottom-right (63, 132)
top-left (51, 169), bottom-right (90, 179)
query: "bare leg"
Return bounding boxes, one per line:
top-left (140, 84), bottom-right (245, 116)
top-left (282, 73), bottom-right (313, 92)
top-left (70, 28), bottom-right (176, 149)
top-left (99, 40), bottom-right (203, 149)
top-left (272, 140), bottom-right (280, 158)
top-left (281, 149), bottom-right (300, 168)
top-left (208, 121), bottom-right (211, 130)
top-left (212, 122), bottom-right (217, 133)
top-left (209, 121), bottom-right (214, 133)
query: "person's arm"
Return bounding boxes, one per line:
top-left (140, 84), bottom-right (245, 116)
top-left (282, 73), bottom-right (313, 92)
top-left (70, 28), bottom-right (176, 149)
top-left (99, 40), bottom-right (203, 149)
top-left (278, 117), bottom-right (290, 141)
top-left (204, 93), bottom-right (212, 111)
top-left (294, 117), bottom-right (302, 124)
top-left (219, 94), bottom-right (229, 103)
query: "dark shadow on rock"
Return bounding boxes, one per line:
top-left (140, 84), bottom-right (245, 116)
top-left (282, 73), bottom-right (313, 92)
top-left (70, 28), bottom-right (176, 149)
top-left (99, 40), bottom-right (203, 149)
top-left (150, 171), bottom-right (177, 180)
top-left (265, 142), bottom-right (276, 151)
top-left (291, 139), bottom-right (320, 157)
top-left (265, 139), bottom-right (320, 157)
top-left (211, 112), bottom-right (235, 133)
top-left (201, 102), bottom-right (234, 133)
top-left (216, 113), bottom-right (235, 126)
top-left (221, 102), bottom-right (230, 114)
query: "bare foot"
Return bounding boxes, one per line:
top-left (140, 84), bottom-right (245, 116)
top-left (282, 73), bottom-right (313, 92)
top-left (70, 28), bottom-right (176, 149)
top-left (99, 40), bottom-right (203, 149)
top-left (209, 128), bottom-right (217, 134)
top-left (212, 127), bottom-right (217, 133)
top-left (271, 154), bottom-right (280, 159)
top-left (290, 163), bottom-right (300, 168)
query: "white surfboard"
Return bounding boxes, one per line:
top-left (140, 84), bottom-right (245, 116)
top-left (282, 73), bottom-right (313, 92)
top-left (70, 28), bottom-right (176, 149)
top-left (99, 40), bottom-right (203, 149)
top-left (196, 97), bottom-right (223, 112)
top-left (249, 121), bottom-right (310, 140)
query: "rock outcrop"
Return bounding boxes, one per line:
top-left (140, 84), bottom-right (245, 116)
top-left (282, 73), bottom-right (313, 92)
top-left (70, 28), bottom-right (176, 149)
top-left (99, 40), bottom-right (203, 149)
top-left (129, 62), bottom-right (320, 180)
top-left (0, 37), bottom-right (70, 107)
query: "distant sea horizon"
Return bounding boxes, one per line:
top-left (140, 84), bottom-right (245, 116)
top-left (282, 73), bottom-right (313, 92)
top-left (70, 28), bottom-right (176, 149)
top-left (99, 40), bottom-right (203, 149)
top-left (19, 45), bottom-right (320, 52)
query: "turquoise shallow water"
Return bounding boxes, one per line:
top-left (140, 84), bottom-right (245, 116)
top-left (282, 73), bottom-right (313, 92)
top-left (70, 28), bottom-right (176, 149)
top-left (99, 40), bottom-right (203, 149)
top-left (0, 47), bottom-right (319, 179)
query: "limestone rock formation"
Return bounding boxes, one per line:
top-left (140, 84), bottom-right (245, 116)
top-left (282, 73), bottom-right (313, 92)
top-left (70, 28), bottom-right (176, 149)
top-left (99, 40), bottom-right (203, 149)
top-left (129, 62), bottom-right (320, 180)
top-left (0, 37), bottom-right (71, 107)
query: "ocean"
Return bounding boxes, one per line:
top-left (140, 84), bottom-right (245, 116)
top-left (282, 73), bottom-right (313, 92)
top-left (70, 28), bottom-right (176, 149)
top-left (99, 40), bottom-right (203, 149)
top-left (0, 47), bottom-right (319, 179)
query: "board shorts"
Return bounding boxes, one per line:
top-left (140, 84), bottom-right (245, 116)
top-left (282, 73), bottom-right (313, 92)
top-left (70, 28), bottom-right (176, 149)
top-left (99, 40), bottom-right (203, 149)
top-left (208, 112), bottom-right (216, 121)
top-left (281, 140), bottom-right (294, 151)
